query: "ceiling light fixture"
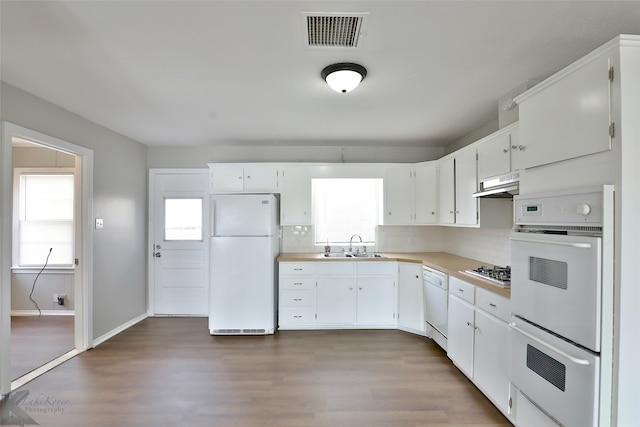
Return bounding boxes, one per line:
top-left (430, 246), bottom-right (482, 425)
top-left (321, 63), bottom-right (367, 93)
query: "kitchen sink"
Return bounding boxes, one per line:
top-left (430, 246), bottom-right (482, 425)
top-left (322, 253), bottom-right (386, 258)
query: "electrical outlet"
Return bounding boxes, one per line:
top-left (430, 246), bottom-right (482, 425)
top-left (53, 293), bottom-right (59, 303)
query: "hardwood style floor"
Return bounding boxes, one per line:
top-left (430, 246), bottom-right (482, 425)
top-left (10, 315), bottom-right (75, 380)
top-left (2, 318), bottom-right (511, 427)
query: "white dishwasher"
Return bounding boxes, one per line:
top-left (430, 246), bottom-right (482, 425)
top-left (423, 266), bottom-right (448, 350)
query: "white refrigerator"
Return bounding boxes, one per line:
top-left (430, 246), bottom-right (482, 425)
top-left (209, 194), bottom-right (279, 335)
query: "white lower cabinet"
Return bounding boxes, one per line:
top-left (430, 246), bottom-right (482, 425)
top-left (397, 262), bottom-right (425, 334)
top-left (279, 261), bottom-right (397, 329)
top-left (447, 292), bottom-right (475, 377)
top-left (447, 276), bottom-right (512, 420)
top-left (316, 277), bottom-right (357, 324)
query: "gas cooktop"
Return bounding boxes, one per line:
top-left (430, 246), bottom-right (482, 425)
top-left (463, 265), bottom-right (511, 286)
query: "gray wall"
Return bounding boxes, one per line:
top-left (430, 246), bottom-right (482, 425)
top-left (1, 82), bottom-right (148, 339)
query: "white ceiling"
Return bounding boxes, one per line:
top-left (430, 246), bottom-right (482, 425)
top-left (2, 1), bottom-right (640, 148)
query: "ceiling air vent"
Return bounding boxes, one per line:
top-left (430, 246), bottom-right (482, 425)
top-left (302, 12), bottom-right (369, 49)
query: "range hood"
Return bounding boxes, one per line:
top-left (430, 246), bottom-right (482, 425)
top-left (473, 171), bottom-right (520, 198)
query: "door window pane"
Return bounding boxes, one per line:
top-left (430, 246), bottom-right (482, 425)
top-left (164, 198), bottom-right (203, 241)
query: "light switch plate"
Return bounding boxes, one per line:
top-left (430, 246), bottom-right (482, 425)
top-left (95, 218), bottom-right (104, 229)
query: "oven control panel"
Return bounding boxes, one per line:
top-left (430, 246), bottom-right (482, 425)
top-left (514, 187), bottom-right (603, 226)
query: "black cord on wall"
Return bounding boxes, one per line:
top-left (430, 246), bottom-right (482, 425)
top-left (29, 248), bottom-right (52, 317)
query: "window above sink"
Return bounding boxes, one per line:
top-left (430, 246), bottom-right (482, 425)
top-left (312, 178), bottom-right (382, 247)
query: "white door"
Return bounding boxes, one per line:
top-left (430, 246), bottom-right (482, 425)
top-left (149, 170), bottom-right (209, 315)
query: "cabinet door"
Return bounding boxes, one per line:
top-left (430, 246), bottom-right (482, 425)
top-left (516, 54), bottom-right (612, 170)
top-left (243, 165), bottom-right (279, 193)
top-left (398, 263), bottom-right (425, 332)
top-left (210, 166), bottom-right (244, 193)
top-left (414, 162), bottom-right (438, 224)
top-left (477, 131), bottom-right (511, 181)
top-left (280, 166), bottom-right (311, 225)
top-left (385, 166), bottom-right (414, 225)
top-left (447, 294), bottom-right (475, 377)
top-left (438, 157), bottom-right (455, 224)
top-left (454, 149), bottom-right (478, 226)
top-left (356, 277), bottom-right (396, 325)
top-left (474, 309), bottom-right (510, 414)
top-left (316, 277), bottom-right (356, 324)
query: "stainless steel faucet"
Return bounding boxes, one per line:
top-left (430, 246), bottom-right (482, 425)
top-left (348, 234), bottom-right (363, 254)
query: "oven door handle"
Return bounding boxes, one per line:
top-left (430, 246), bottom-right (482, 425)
top-left (509, 236), bottom-right (592, 249)
top-left (509, 323), bottom-right (590, 366)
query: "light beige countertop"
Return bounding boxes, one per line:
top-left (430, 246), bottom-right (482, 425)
top-left (277, 252), bottom-right (510, 298)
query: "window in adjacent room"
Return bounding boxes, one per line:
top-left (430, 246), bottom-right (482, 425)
top-left (13, 169), bottom-right (75, 267)
top-left (312, 178), bottom-right (383, 246)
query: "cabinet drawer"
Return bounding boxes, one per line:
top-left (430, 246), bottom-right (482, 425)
top-left (316, 262), bottom-right (356, 276)
top-left (280, 262), bottom-right (316, 276)
top-left (357, 261), bottom-right (397, 276)
top-left (279, 308), bottom-right (316, 325)
top-left (280, 277), bottom-right (315, 290)
top-left (475, 287), bottom-right (511, 322)
top-left (280, 290), bottom-right (316, 307)
top-left (449, 276), bottom-right (475, 304)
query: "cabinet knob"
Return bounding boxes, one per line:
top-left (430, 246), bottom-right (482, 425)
top-left (511, 145), bottom-right (518, 149)
top-left (489, 302), bottom-right (497, 308)
top-left (518, 145), bottom-right (525, 151)
top-left (431, 211), bottom-right (435, 215)
top-left (388, 212), bottom-right (392, 215)
top-left (503, 148), bottom-right (508, 153)
top-left (466, 321), bottom-right (472, 326)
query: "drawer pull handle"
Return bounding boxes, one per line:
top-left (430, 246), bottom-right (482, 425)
top-left (489, 302), bottom-right (497, 308)
top-left (458, 288), bottom-right (464, 293)
top-left (293, 268), bottom-right (303, 271)
top-left (294, 283), bottom-right (303, 286)
top-left (293, 315), bottom-right (302, 318)
top-left (293, 298), bottom-right (302, 301)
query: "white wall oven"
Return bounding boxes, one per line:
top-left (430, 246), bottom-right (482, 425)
top-left (509, 186), bottom-right (614, 427)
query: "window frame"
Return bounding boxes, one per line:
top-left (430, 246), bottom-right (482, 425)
top-left (312, 178), bottom-right (383, 247)
top-left (12, 167), bottom-right (76, 268)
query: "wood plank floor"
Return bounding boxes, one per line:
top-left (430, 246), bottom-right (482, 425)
top-left (2, 318), bottom-right (512, 427)
top-left (10, 315), bottom-right (75, 380)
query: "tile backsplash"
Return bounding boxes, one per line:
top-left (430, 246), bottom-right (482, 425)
top-left (281, 225), bottom-right (511, 267)
top-left (443, 227), bottom-right (512, 267)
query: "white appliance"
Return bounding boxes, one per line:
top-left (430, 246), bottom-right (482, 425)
top-left (509, 186), bottom-right (613, 427)
top-left (423, 266), bottom-right (448, 350)
top-left (209, 194), bottom-right (279, 335)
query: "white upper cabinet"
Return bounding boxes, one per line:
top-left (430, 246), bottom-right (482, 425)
top-left (414, 162), bottom-right (438, 224)
top-left (280, 166), bottom-right (311, 225)
top-left (438, 157), bottom-right (455, 224)
top-left (209, 164), bottom-right (279, 193)
top-left (385, 166), bottom-right (415, 225)
top-left (514, 52), bottom-right (613, 170)
top-left (454, 148), bottom-right (478, 226)
top-left (385, 162), bottom-right (438, 225)
top-left (477, 123), bottom-right (518, 181)
top-left (438, 149), bottom-right (478, 226)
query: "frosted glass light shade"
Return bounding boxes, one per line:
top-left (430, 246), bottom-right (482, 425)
top-left (321, 63), bottom-right (367, 93)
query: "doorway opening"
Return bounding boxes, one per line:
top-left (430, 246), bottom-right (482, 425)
top-left (0, 122), bottom-right (94, 396)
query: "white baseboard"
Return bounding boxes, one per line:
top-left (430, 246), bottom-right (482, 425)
top-left (92, 313), bottom-right (148, 348)
top-left (11, 309), bottom-right (75, 316)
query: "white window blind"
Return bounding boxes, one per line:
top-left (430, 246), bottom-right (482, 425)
top-left (313, 178), bottom-right (382, 246)
top-left (16, 172), bottom-right (74, 267)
